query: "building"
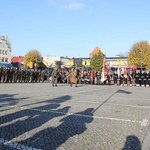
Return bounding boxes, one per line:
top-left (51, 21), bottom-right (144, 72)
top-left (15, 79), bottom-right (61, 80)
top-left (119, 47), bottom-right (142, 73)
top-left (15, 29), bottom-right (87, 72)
top-left (105, 56), bottom-right (128, 76)
top-left (0, 36), bottom-right (11, 67)
top-left (11, 56), bottom-right (24, 68)
top-left (42, 56), bottom-right (61, 67)
top-left (89, 46), bottom-right (103, 58)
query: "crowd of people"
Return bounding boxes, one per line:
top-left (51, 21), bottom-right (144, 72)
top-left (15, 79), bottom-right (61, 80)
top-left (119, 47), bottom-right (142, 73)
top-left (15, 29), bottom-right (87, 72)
top-left (0, 66), bottom-right (150, 87)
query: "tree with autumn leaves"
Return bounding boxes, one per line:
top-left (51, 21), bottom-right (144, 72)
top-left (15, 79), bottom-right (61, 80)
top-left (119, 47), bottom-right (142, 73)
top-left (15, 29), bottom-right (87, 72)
top-left (128, 41), bottom-right (150, 69)
top-left (24, 49), bottom-right (42, 67)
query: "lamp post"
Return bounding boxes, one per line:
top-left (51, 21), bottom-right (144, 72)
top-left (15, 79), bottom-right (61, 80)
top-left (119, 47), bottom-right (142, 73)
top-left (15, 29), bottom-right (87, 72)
top-left (140, 49), bottom-right (142, 72)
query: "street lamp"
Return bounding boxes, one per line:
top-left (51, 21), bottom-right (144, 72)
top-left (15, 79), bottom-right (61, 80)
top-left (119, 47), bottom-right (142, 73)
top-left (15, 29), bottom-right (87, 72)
top-left (140, 49), bottom-right (142, 72)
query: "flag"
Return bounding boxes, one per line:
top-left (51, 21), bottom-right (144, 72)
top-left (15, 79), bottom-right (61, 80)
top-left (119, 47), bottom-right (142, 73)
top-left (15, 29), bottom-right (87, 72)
top-left (101, 57), bottom-right (106, 83)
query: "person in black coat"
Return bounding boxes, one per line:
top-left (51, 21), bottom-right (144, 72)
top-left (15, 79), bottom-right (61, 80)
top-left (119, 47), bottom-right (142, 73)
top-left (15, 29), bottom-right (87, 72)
top-left (119, 73), bottom-right (124, 86)
top-left (140, 71), bottom-right (146, 87)
top-left (145, 70), bottom-right (150, 87)
top-left (135, 70), bottom-right (140, 86)
top-left (113, 72), bottom-right (118, 86)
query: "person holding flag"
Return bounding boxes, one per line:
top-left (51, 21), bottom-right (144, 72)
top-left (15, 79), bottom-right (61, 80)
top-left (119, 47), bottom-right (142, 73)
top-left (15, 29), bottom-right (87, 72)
top-left (124, 68), bottom-right (127, 86)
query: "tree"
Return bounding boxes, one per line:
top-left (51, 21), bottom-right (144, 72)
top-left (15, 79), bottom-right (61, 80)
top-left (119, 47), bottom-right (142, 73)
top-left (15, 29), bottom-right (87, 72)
top-left (76, 58), bottom-right (82, 67)
top-left (24, 49), bottom-right (42, 67)
top-left (55, 61), bottom-right (63, 68)
top-left (90, 52), bottom-right (104, 72)
top-left (127, 41), bottom-right (150, 69)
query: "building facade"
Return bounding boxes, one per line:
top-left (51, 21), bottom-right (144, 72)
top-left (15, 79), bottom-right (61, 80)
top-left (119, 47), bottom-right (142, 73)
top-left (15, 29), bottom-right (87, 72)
top-left (0, 36), bottom-right (11, 66)
top-left (11, 56), bottom-right (24, 68)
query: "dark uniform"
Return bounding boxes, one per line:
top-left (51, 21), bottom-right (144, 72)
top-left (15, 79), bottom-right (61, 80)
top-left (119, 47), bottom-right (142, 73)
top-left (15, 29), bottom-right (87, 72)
top-left (0, 67), bottom-right (3, 83)
top-left (106, 72), bottom-right (112, 85)
top-left (119, 73), bottom-right (124, 86)
top-left (140, 71), bottom-right (146, 87)
top-left (135, 70), bottom-right (140, 86)
top-left (145, 71), bottom-right (150, 87)
top-left (113, 73), bottom-right (118, 85)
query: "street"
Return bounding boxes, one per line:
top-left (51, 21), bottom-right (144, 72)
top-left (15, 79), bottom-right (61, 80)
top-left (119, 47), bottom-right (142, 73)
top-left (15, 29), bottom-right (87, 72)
top-left (0, 83), bottom-right (150, 150)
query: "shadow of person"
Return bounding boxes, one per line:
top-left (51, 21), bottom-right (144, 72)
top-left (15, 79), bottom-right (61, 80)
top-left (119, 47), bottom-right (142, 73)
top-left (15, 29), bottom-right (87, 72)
top-left (0, 93), bottom-right (29, 106)
top-left (122, 135), bottom-right (141, 150)
top-left (19, 108), bottom-right (94, 150)
top-left (0, 96), bottom-right (72, 142)
top-left (0, 105), bottom-right (70, 142)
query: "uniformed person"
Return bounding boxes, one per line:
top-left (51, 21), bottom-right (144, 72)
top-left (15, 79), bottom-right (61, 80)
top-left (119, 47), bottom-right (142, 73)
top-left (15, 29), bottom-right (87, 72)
top-left (113, 72), bottom-right (118, 86)
top-left (90, 69), bottom-right (94, 84)
top-left (107, 72), bottom-right (112, 85)
top-left (145, 70), bottom-right (150, 87)
top-left (0, 67), bottom-right (3, 83)
top-left (119, 72), bottom-right (124, 86)
top-left (12, 68), bottom-right (18, 83)
top-left (41, 70), bottom-right (45, 82)
top-left (140, 71), bottom-right (145, 87)
top-left (68, 68), bottom-right (78, 87)
top-left (135, 70), bottom-right (140, 86)
top-left (51, 67), bottom-right (59, 86)
top-left (128, 72), bottom-right (133, 86)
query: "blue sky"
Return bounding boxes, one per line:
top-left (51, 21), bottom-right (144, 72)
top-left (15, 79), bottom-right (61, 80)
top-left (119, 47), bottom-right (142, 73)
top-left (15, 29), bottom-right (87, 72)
top-left (0, 0), bottom-right (150, 58)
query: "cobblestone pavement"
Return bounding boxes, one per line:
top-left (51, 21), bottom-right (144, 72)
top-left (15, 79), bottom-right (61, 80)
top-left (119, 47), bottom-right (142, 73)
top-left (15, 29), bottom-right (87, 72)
top-left (0, 83), bottom-right (150, 150)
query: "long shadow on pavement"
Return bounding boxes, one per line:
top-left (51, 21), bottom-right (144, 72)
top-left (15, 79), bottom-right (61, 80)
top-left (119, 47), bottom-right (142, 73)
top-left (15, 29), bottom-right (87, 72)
top-left (0, 95), bottom-right (71, 143)
top-left (19, 108), bottom-right (94, 150)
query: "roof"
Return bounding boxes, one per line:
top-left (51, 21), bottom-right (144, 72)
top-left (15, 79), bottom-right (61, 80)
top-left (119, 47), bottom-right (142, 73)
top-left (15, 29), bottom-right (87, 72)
top-left (11, 56), bottom-right (24, 63)
top-left (89, 47), bottom-right (103, 58)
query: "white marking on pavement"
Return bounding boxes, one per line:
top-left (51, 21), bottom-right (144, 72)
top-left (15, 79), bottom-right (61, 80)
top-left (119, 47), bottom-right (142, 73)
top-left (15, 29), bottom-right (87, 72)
top-left (106, 103), bottom-right (150, 109)
top-left (0, 104), bottom-right (149, 127)
top-left (0, 138), bottom-right (41, 150)
top-left (140, 119), bottom-right (150, 127)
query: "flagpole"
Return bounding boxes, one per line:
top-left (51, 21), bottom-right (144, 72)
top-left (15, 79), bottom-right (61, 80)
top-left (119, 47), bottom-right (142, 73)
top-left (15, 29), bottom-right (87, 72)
top-left (101, 55), bottom-right (106, 83)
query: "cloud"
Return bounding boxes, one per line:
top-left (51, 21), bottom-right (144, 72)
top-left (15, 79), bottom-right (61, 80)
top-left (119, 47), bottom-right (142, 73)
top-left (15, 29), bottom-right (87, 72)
top-left (47, 0), bottom-right (57, 5)
top-left (62, 2), bottom-right (86, 9)
top-left (47, 0), bottom-right (86, 10)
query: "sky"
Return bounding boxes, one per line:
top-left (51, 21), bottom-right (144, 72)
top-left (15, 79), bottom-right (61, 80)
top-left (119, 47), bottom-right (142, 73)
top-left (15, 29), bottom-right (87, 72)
top-left (0, 0), bottom-right (150, 58)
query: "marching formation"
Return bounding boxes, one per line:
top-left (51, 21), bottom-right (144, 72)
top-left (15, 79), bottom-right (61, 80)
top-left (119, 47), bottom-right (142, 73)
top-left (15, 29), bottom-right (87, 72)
top-left (0, 66), bottom-right (150, 87)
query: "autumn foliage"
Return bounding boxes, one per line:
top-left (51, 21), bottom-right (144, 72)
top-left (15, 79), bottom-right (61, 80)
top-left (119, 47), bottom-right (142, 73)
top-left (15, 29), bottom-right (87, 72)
top-left (127, 41), bottom-right (150, 69)
top-left (24, 50), bottom-right (41, 66)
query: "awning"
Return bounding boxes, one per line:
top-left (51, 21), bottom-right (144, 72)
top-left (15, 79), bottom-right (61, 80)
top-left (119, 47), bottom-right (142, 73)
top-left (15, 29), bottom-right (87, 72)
top-left (0, 63), bottom-right (12, 67)
top-left (112, 60), bottom-right (127, 67)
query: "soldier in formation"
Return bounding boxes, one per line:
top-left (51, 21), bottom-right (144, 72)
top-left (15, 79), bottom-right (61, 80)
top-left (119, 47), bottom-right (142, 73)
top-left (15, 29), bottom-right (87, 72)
top-left (0, 66), bottom-right (150, 87)
top-left (0, 66), bottom-right (48, 83)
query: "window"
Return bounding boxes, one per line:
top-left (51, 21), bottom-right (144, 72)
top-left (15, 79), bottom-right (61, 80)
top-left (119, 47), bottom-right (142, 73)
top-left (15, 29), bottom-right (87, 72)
top-left (5, 58), bottom-right (8, 62)
top-left (5, 50), bottom-right (7, 55)
top-left (2, 50), bottom-right (4, 54)
top-left (2, 57), bottom-right (4, 62)
top-left (0, 50), bottom-right (1, 54)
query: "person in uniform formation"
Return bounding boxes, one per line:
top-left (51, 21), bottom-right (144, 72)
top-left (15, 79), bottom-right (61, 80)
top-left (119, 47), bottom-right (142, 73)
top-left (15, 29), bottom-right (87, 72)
top-left (0, 66), bottom-right (150, 87)
top-left (113, 72), bottom-right (118, 86)
top-left (0, 66), bottom-right (48, 83)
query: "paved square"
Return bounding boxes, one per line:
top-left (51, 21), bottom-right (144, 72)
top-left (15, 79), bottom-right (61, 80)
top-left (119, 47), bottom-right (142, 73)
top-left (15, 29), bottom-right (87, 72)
top-left (0, 83), bottom-right (150, 150)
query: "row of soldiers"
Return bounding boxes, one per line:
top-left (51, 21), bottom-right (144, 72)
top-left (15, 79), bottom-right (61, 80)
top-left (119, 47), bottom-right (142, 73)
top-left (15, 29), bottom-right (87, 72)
top-left (79, 69), bottom-right (150, 87)
top-left (105, 70), bottom-right (150, 87)
top-left (51, 68), bottom-right (150, 87)
top-left (0, 67), bottom-right (50, 83)
top-left (0, 66), bottom-right (150, 87)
